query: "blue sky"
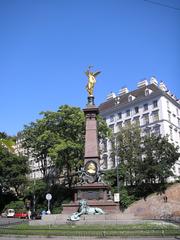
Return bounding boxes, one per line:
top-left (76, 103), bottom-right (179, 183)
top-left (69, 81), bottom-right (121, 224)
top-left (0, 0), bottom-right (180, 136)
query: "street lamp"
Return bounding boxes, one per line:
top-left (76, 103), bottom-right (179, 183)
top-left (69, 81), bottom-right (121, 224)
top-left (113, 135), bottom-right (120, 207)
top-left (33, 172), bottom-right (36, 214)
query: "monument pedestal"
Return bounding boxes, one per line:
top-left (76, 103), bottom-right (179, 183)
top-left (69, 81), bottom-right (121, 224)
top-left (62, 181), bottom-right (119, 214)
top-left (62, 95), bottom-right (119, 215)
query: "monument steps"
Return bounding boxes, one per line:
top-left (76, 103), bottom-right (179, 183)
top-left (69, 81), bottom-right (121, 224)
top-left (29, 212), bottom-right (143, 226)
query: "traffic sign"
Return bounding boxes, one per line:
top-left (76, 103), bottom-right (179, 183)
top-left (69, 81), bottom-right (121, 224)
top-left (46, 193), bottom-right (52, 201)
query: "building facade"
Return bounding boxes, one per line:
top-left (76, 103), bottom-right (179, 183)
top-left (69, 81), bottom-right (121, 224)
top-left (14, 136), bottom-right (55, 180)
top-left (99, 77), bottom-right (180, 180)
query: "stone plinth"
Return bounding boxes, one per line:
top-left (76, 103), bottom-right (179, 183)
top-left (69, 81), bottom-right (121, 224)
top-left (74, 183), bottom-right (109, 201)
top-left (62, 95), bottom-right (119, 216)
top-left (62, 183), bottom-right (118, 214)
top-left (62, 201), bottom-right (119, 214)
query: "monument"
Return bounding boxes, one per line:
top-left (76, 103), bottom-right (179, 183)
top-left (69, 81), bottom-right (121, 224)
top-left (62, 67), bottom-right (118, 215)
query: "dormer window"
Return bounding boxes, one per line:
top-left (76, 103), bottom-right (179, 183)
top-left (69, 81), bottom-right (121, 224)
top-left (145, 88), bottom-right (152, 96)
top-left (128, 94), bottom-right (135, 102)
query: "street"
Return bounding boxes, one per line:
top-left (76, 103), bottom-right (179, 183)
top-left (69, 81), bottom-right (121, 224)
top-left (0, 236), bottom-right (179, 240)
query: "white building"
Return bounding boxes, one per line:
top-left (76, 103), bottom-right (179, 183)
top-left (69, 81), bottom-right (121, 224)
top-left (14, 136), bottom-right (54, 180)
top-left (99, 77), bottom-right (180, 179)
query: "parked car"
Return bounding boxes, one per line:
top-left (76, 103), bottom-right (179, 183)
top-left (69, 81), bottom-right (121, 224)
top-left (14, 212), bottom-right (28, 219)
top-left (31, 212), bottom-right (42, 220)
top-left (1, 209), bottom-right (16, 218)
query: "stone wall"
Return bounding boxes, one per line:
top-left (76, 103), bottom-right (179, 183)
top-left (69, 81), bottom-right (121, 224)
top-left (125, 183), bottom-right (180, 219)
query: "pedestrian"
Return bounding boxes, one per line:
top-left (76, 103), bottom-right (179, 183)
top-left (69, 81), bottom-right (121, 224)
top-left (28, 209), bottom-right (31, 220)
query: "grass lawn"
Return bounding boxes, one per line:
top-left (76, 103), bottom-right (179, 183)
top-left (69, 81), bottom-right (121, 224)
top-left (0, 222), bottom-right (180, 237)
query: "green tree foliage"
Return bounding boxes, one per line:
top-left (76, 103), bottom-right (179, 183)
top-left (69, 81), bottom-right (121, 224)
top-left (0, 144), bottom-right (29, 197)
top-left (0, 131), bottom-right (15, 152)
top-left (48, 105), bottom-right (85, 188)
top-left (21, 105), bottom-right (109, 188)
top-left (139, 134), bottom-right (180, 195)
top-left (104, 124), bottom-right (180, 208)
top-left (4, 200), bottom-right (25, 212)
top-left (24, 179), bottom-right (73, 214)
top-left (108, 124), bottom-right (142, 188)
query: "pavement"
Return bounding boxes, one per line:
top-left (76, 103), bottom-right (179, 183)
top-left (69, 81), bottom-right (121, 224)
top-left (0, 217), bottom-right (27, 226)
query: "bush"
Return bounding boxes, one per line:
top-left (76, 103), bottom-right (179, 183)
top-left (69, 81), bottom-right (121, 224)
top-left (4, 200), bottom-right (26, 212)
top-left (51, 203), bottom-right (63, 214)
top-left (120, 188), bottom-right (135, 210)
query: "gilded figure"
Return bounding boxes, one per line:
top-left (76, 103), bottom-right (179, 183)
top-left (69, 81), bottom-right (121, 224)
top-left (85, 66), bottom-right (101, 96)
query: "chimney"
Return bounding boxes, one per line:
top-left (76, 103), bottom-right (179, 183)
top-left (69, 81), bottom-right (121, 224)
top-left (159, 81), bottom-right (167, 91)
top-left (150, 76), bottom-right (158, 86)
top-left (106, 92), bottom-right (116, 101)
top-left (137, 79), bottom-right (148, 88)
top-left (118, 87), bottom-right (129, 96)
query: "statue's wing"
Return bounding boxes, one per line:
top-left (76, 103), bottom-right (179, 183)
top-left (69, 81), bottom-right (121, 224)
top-left (93, 71), bottom-right (101, 77)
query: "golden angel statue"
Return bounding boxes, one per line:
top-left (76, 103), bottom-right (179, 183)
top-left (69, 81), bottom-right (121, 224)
top-left (85, 66), bottom-right (101, 96)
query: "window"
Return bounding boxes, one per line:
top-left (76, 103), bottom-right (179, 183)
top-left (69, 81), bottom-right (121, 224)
top-left (145, 89), bottom-right (149, 96)
top-left (110, 153), bottom-right (115, 168)
top-left (128, 95), bottom-right (133, 102)
top-left (152, 110), bottom-right (159, 122)
top-left (178, 118), bottom-right (180, 127)
top-left (118, 112), bottom-right (122, 119)
top-left (124, 119), bottom-right (131, 126)
top-left (103, 154), bottom-right (108, 169)
top-left (117, 121), bottom-right (122, 131)
top-left (168, 111), bottom-right (171, 122)
top-left (145, 88), bottom-right (152, 96)
top-left (167, 100), bottom-right (169, 110)
top-left (154, 125), bottom-right (160, 136)
top-left (153, 100), bottom-right (158, 108)
top-left (134, 106), bottom-right (139, 114)
top-left (143, 114), bottom-right (149, 125)
top-left (133, 116), bottom-right (140, 125)
top-left (126, 109), bottom-right (130, 117)
top-left (144, 127), bottom-right (151, 137)
top-left (144, 103), bottom-right (148, 111)
top-left (110, 115), bottom-right (114, 122)
top-left (176, 108), bottom-right (179, 116)
top-left (102, 139), bottom-right (107, 152)
top-left (169, 126), bottom-right (173, 140)
top-left (109, 124), bottom-right (114, 133)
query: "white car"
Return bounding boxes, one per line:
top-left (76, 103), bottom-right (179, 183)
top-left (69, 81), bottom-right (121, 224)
top-left (1, 209), bottom-right (15, 218)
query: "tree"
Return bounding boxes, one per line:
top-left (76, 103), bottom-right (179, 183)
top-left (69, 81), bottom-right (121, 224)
top-left (104, 124), bottom-right (180, 207)
top-left (115, 123), bottom-right (142, 187)
top-left (0, 131), bottom-right (15, 152)
top-left (48, 105), bottom-right (85, 188)
top-left (0, 143), bottom-right (29, 197)
top-left (21, 105), bottom-right (109, 188)
top-left (141, 134), bottom-right (180, 184)
top-left (21, 120), bottom-right (59, 182)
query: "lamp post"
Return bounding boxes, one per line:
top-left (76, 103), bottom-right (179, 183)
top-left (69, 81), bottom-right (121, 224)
top-left (115, 136), bottom-right (120, 206)
top-left (113, 135), bottom-right (120, 207)
top-left (33, 172), bottom-right (36, 214)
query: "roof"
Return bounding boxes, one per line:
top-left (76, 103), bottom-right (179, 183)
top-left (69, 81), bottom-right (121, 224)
top-left (99, 83), bottom-right (179, 113)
